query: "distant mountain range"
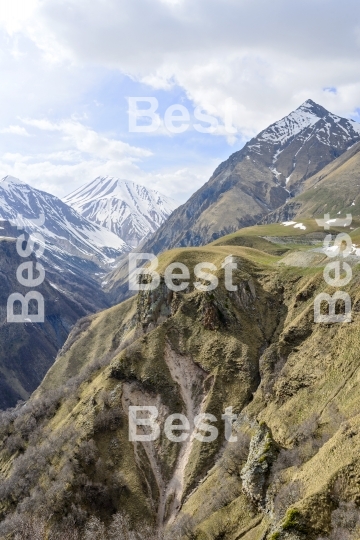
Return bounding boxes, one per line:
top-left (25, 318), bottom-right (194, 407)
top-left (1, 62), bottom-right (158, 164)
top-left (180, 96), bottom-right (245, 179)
top-left (0, 175), bottom-right (130, 267)
top-left (0, 178), bottom-right (128, 408)
top-left (140, 100), bottom-right (360, 254)
top-left (63, 176), bottom-right (177, 248)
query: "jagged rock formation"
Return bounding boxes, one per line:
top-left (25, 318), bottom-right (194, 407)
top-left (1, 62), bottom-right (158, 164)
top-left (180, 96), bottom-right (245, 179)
top-left (241, 423), bottom-right (279, 509)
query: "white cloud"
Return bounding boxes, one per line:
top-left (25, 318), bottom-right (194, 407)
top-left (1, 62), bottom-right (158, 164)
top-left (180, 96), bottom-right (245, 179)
top-left (21, 117), bottom-right (152, 160)
top-left (0, 116), bottom-right (210, 201)
top-left (0, 0), bottom-right (39, 34)
top-left (0, 156), bottom-right (143, 198)
top-left (21, 118), bottom-right (59, 131)
top-left (16, 0), bottom-right (359, 134)
top-left (0, 125), bottom-right (30, 136)
top-left (2, 152), bottom-right (31, 162)
top-left (141, 163), bottom-right (218, 200)
top-left (1, 1), bottom-right (360, 135)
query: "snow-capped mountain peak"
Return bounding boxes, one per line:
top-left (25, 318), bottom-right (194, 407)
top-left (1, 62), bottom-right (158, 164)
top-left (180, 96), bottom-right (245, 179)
top-left (244, 100), bottom-right (360, 192)
top-left (297, 98), bottom-right (329, 117)
top-left (257, 100), bottom-right (334, 146)
top-left (1, 175), bottom-right (26, 187)
top-left (64, 176), bottom-right (178, 248)
top-left (252, 99), bottom-right (360, 149)
top-left (0, 176), bottom-right (130, 268)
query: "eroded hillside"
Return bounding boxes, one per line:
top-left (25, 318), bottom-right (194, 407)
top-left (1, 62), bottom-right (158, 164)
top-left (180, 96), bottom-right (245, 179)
top-left (0, 231), bottom-right (360, 540)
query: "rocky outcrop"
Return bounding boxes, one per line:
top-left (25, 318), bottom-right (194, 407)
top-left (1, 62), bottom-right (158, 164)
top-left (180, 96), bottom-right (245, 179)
top-left (3, 231), bottom-right (360, 539)
top-left (241, 423), bottom-right (279, 509)
top-left (137, 277), bottom-right (174, 330)
top-left (260, 201), bottom-right (302, 225)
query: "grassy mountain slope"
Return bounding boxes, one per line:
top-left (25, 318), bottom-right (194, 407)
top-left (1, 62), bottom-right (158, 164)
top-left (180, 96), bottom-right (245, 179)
top-left (1, 224), bottom-right (360, 539)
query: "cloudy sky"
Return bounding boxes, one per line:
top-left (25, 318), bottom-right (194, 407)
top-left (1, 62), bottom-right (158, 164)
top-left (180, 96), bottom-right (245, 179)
top-left (0, 0), bottom-right (360, 203)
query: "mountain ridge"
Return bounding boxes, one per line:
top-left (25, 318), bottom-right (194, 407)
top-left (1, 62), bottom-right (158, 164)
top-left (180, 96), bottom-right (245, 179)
top-left (2, 100), bottom-right (360, 538)
top-left (0, 222), bottom-right (107, 409)
top-left (0, 177), bottom-right (132, 409)
top-left (139, 100), bottom-right (360, 255)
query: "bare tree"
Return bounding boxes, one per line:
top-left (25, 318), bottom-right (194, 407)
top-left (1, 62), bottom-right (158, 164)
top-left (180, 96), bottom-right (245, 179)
top-left (13, 515), bottom-right (46, 540)
top-left (108, 512), bottom-right (163, 540)
top-left (325, 501), bottom-right (360, 540)
top-left (84, 516), bottom-right (107, 540)
top-left (273, 480), bottom-right (304, 520)
top-left (107, 511), bottom-right (131, 540)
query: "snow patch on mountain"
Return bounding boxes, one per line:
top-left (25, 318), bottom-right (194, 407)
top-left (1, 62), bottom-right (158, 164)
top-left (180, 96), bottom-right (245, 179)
top-left (244, 100), bottom-right (360, 190)
top-left (258, 102), bottom-right (321, 145)
top-left (282, 221), bottom-right (306, 230)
